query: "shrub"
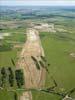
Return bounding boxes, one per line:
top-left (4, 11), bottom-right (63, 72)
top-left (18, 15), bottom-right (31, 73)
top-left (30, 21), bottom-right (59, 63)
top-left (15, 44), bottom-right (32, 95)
top-left (39, 61), bottom-right (49, 73)
top-left (31, 56), bottom-right (40, 70)
top-left (14, 92), bottom-right (18, 100)
top-left (1, 67), bottom-right (7, 87)
top-left (41, 56), bottom-right (47, 62)
top-left (8, 67), bottom-right (14, 87)
top-left (15, 69), bottom-right (24, 88)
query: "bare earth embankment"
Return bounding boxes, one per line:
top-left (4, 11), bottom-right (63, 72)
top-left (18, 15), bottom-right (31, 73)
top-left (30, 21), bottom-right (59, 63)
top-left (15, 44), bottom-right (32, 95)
top-left (17, 28), bottom-right (46, 100)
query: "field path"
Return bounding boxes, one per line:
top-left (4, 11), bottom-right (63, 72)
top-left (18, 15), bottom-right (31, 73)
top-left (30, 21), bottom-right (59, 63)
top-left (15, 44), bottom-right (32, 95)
top-left (17, 28), bottom-right (46, 100)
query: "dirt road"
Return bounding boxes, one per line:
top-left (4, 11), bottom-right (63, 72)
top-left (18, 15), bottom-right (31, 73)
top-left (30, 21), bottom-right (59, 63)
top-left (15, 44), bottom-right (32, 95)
top-left (17, 28), bottom-right (46, 100)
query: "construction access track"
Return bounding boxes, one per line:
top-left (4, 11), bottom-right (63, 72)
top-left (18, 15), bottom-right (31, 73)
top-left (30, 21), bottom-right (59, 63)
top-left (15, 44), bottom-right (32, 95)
top-left (17, 28), bottom-right (46, 100)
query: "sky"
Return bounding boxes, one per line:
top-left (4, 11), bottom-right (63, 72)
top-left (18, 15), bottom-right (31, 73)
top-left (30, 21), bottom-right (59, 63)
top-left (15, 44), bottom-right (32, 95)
top-left (0, 0), bottom-right (75, 6)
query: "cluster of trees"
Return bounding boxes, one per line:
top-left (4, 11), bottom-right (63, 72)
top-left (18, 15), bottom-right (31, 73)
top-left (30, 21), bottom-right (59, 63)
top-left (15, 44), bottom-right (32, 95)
top-left (31, 56), bottom-right (40, 70)
top-left (0, 67), bottom-right (24, 88)
top-left (0, 67), bottom-right (7, 87)
top-left (31, 56), bottom-right (50, 73)
top-left (14, 92), bottom-right (18, 100)
top-left (8, 67), bottom-right (14, 87)
top-left (15, 69), bottom-right (24, 88)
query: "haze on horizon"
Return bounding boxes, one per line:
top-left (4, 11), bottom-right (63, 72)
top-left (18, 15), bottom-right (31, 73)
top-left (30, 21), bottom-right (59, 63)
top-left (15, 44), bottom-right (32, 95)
top-left (0, 0), bottom-right (75, 6)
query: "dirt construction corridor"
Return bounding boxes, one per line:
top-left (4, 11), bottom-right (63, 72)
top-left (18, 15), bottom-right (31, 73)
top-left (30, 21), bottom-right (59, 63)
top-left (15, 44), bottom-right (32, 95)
top-left (17, 28), bottom-right (46, 100)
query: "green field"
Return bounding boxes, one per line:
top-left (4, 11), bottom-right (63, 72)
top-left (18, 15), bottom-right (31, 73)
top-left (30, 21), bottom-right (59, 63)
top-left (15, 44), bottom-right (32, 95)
top-left (0, 29), bottom-right (26, 100)
top-left (0, 31), bottom-right (75, 100)
top-left (0, 50), bottom-right (17, 100)
top-left (0, 6), bottom-right (75, 100)
top-left (0, 50), bottom-right (17, 67)
top-left (0, 90), bottom-right (14, 100)
top-left (32, 32), bottom-right (75, 100)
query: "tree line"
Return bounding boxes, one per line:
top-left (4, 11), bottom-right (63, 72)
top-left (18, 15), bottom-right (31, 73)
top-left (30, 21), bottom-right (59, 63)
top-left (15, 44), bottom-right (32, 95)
top-left (0, 67), bottom-right (25, 88)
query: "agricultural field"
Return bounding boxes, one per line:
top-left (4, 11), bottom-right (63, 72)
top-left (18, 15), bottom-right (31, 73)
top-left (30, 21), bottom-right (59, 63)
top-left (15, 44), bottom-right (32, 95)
top-left (0, 28), bottom-right (26, 100)
top-left (32, 30), bottom-right (75, 100)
